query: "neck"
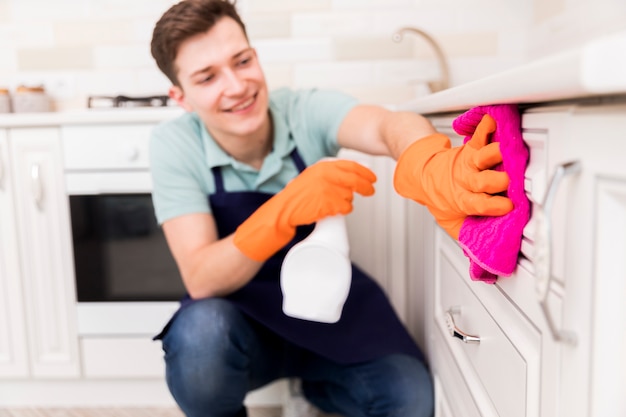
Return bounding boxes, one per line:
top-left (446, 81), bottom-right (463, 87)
top-left (210, 113), bottom-right (273, 170)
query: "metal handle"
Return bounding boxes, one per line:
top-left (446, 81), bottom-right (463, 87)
top-left (31, 163), bottom-right (44, 210)
top-left (0, 146), bottom-right (4, 190)
top-left (445, 308), bottom-right (480, 344)
top-left (533, 160), bottom-right (581, 345)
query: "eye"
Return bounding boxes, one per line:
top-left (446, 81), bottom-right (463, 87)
top-left (237, 55), bottom-right (253, 67)
top-left (197, 74), bottom-right (215, 85)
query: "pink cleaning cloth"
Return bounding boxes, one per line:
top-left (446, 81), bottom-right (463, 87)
top-left (453, 104), bottom-right (530, 284)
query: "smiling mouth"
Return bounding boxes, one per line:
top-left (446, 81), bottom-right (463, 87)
top-left (227, 95), bottom-right (256, 113)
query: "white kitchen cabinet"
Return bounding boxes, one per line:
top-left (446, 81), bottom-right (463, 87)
top-left (0, 114), bottom-right (283, 407)
top-left (418, 100), bottom-right (626, 417)
top-left (340, 149), bottom-right (412, 324)
top-left (8, 127), bottom-right (80, 378)
top-left (0, 129), bottom-right (29, 378)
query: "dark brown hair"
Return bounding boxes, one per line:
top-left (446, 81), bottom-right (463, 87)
top-left (151, 0), bottom-right (247, 86)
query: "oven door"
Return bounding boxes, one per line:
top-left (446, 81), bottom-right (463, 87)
top-left (66, 172), bottom-right (184, 336)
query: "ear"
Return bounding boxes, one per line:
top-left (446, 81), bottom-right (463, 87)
top-left (169, 85), bottom-right (193, 112)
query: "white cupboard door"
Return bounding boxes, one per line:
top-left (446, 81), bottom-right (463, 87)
top-left (524, 104), bottom-right (626, 417)
top-left (560, 106), bottom-right (626, 417)
top-left (340, 150), bottom-right (411, 323)
top-left (0, 129), bottom-right (29, 378)
top-left (592, 180), bottom-right (626, 417)
top-left (9, 128), bottom-right (80, 378)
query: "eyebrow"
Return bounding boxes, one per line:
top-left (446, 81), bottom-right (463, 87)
top-left (189, 47), bottom-right (253, 79)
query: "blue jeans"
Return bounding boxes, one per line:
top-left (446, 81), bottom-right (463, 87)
top-left (159, 298), bottom-right (434, 417)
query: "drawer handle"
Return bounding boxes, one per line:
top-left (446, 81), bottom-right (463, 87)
top-left (124, 145), bottom-right (140, 162)
top-left (31, 163), bottom-right (44, 210)
top-left (534, 160), bottom-right (581, 345)
top-left (445, 309), bottom-right (480, 344)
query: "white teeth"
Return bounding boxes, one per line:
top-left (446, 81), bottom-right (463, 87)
top-left (231, 97), bottom-right (254, 112)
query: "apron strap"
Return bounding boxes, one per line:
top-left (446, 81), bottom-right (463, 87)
top-left (290, 146), bottom-right (307, 172)
top-left (210, 146), bottom-right (308, 193)
top-left (212, 166), bottom-right (226, 193)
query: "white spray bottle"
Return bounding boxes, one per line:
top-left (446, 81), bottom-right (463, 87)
top-left (280, 215), bottom-right (351, 323)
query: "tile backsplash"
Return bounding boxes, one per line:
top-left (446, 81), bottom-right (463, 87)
top-left (0, 0), bottom-right (623, 111)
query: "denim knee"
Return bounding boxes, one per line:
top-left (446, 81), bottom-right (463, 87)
top-left (160, 298), bottom-right (253, 417)
top-left (303, 354), bottom-right (434, 417)
top-left (381, 355), bottom-right (434, 417)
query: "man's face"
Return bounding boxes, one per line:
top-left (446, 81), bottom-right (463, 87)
top-left (169, 17), bottom-right (269, 142)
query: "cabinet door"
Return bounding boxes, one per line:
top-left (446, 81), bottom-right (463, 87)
top-left (9, 127), bottom-right (80, 378)
top-left (340, 149), bottom-right (411, 323)
top-left (0, 129), bottom-right (29, 377)
top-left (546, 105), bottom-right (626, 417)
top-left (509, 103), bottom-right (626, 417)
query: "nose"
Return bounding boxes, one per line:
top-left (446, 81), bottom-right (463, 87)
top-left (222, 69), bottom-right (245, 95)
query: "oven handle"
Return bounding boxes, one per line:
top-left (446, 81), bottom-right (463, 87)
top-left (533, 160), bottom-right (581, 345)
top-left (31, 163), bottom-right (44, 210)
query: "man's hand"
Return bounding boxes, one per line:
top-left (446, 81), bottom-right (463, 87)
top-left (393, 114), bottom-right (513, 239)
top-left (235, 159), bottom-right (376, 261)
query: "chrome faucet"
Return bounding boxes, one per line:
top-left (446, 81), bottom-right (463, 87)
top-left (392, 27), bottom-right (450, 93)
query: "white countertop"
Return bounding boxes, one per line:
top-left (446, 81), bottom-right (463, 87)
top-left (0, 106), bottom-right (184, 128)
top-left (395, 29), bottom-right (626, 115)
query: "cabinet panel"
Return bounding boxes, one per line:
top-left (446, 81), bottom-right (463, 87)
top-left (9, 128), bottom-right (80, 378)
top-left (427, 103), bottom-right (626, 417)
top-left (431, 329), bottom-right (483, 417)
top-left (521, 105), bottom-right (626, 417)
top-left (591, 179), bottom-right (626, 417)
top-left (80, 337), bottom-right (164, 378)
top-left (61, 124), bottom-right (153, 171)
top-left (434, 232), bottom-right (531, 417)
top-left (0, 129), bottom-right (29, 377)
top-left (340, 149), bottom-right (410, 323)
top-left (521, 131), bottom-right (548, 207)
top-left (562, 106), bottom-right (626, 417)
top-left (433, 378), bottom-right (453, 417)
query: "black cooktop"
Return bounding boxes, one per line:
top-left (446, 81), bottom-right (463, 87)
top-left (87, 94), bottom-right (171, 108)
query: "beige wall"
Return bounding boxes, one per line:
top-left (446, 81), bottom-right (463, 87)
top-left (1, 0), bottom-right (623, 111)
top-left (0, 0), bottom-right (532, 110)
top-left (529, 0), bottom-right (626, 60)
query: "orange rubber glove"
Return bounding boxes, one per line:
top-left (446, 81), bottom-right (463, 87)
top-left (393, 114), bottom-right (513, 240)
top-left (234, 159), bottom-right (376, 262)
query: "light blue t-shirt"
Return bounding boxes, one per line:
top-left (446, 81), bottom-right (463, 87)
top-left (149, 88), bottom-right (358, 224)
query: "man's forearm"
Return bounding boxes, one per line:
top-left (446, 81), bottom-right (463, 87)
top-left (380, 111), bottom-right (438, 160)
top-left (182, 234), bottom-right (264, 299)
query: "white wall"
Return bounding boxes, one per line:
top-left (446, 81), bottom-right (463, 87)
top-left (0, 0), bottom-right (531, 110)
top-left (2, 1), bottom-right (623, 111)
top-left (528, 0), bottom-right (626, 60)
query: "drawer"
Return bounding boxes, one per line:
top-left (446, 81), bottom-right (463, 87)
top-left (434, 230), bottom-right (540, 417)
top-left (431, 330), bottom-right (483, 417)
top-left (80, 337), bottom-right (164, 378)
top-left (62, 124), bottom-right (154, 170)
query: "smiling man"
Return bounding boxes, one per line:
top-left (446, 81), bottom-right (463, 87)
top-left (149, 1), bottom-right (511, 416)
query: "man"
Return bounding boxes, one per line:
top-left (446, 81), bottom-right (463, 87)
top-left (149, 1), bottom-right (512, 416)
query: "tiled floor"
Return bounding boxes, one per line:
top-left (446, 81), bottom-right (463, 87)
top-left (250, 407), bottom-right (282, 417)
top-left (0, 408), bottom-right (282, 417)
top-left (0, 410), bottom-right (185, 417)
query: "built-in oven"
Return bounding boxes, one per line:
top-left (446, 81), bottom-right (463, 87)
top-left (62, 109), bottom-right (185, 337)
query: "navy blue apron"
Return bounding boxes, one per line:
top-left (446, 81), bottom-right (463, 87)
top-left (157, 148), bottom-right (423, 364)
